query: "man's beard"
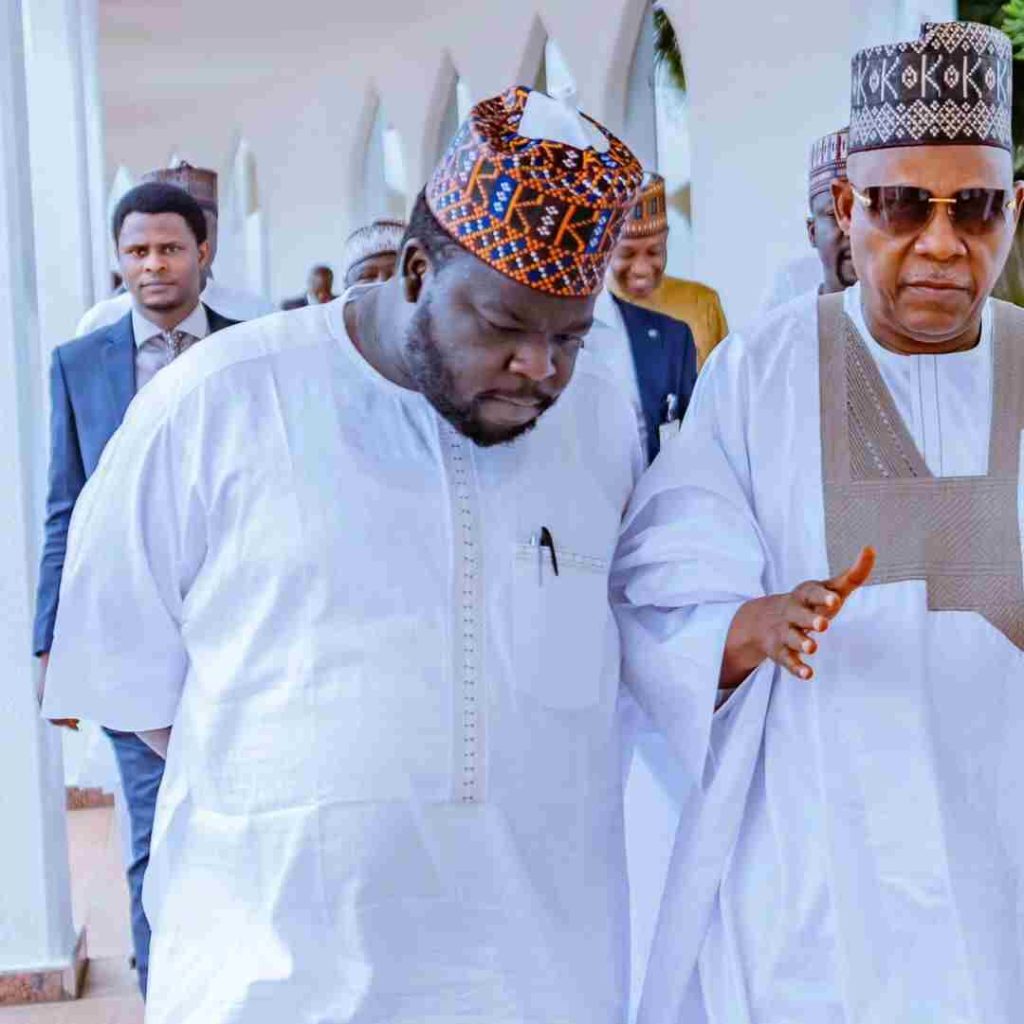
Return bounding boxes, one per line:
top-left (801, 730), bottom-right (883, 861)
top-left (405, 297), bottom-right (554, 448)
top-left (836, 246), bottom-right (857, 288)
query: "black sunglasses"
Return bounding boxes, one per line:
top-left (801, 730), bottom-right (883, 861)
top-left (851, 185), bottom-right (1017, 237)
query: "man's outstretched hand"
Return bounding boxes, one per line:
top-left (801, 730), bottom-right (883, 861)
top-left (720, 546), bottom-right (875, 689)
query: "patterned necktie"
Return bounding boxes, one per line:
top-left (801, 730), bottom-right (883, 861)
top-left (161, 329), bottom-right (196, 360)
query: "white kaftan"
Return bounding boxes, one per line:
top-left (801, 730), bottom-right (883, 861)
top-left (44, 296), bottom-right (643, 1023)
top-left (757, 251), bottom-right (823, 316)
top-left (614, 285), bottom-right (1024, 1024)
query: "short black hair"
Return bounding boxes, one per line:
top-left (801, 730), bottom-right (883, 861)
top-left (111, 182), bottom-right (208, 246)
top-left (400, 190), bottom-right (463, 271)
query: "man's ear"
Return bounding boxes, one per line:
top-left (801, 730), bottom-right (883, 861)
top-left (806, 215), bottom-right (817, 247)
top-left (1012, 180), bottom-right (1024, 231)
top-left (833, 178), bottom-right (854, 235)
top-left (401, 239), bottom-right (431, 303)
top-left (198, 240), bottom-right (212, 270)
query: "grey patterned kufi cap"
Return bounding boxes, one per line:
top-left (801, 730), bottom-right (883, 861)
top-left (849, 21), bottom-right (1012, 155)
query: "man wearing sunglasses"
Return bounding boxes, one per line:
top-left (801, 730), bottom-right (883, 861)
top-left (615, 21), bottom-right (1024, 1024)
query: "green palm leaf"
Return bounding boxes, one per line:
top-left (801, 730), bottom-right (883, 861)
top-left (653, 7), bottom-right (686, 94)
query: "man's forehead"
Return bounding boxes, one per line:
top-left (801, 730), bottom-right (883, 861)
top-left (453, 256), bottom-right (595, 327)
top-left (119, 211), bottom-right (195, 241)
top-left (616, 231), bottom-right (668, 250)
top-left (847, 144), bottom-right (1013, 187)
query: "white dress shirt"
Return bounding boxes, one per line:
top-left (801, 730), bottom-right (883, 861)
top-left (131, 302), bottom-right (210, 392)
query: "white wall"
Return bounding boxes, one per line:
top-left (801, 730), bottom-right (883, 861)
top-left (96, 0), bottom-right (954, 321)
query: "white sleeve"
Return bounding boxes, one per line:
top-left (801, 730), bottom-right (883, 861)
top-left (74, 304), bottom-right (102, 337)
top-left (611, 334), bottom-right (771, 787)
top-left (42, 407), bottom-right (205, 732)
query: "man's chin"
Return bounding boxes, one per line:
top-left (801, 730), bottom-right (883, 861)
top-left (893, 298), bottom-right (976, 345)
top-left (836, 253), bottom-right (857, 288)
top-left (459, 415), bottom-right (540, 448)
top-left (625, 283), bottom-right (656, 302)
top-left (139, 295), bottom-right (181, 313)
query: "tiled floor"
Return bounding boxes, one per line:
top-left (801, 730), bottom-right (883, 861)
top-left (1, 807), bottom-right (144, 1023)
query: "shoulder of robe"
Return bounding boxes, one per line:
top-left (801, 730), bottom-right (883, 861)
top-left (120, 303), bottom-right (334, 434)
top-left (990, 296), bottom-right (1024, 334)
top-left (557, 348), bottom-right (641, 459)
top-left (662, 275), bottom-right (719, 302)
top-left (698, 290), bottom-right (819, 388)
top-left (569, 346), bottom-right (636, 413)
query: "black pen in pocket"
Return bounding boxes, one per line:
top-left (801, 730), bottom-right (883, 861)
top-left (539, 526), bottom-right (559, 576)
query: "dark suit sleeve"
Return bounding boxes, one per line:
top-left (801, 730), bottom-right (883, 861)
top-left (33, 347), bottom-right (86, 655)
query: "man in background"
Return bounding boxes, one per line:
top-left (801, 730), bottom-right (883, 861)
top-left (281, 263), bottom-right (336, 308)
top-left (607, 171), bottom-right (728, 367)
top-left (759, 127), bottom-right (858, 312)
top-left (588, 174), bottom-right (698, 464)
top-left (77, 161), bottom-right (273, 333)
top-left (340, 217), bottom-right (406, 288)
top-left (35, 182), bottom-right (239, 997)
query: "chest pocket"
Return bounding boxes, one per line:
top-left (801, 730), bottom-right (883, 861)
top-left (511, 538), bottom-right (612, 709)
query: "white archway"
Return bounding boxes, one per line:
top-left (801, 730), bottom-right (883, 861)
top-left (99, 164), bottom-right (134, 295)
top-left (533, 35), bottom-right (578, 99)
top-left (431, 60), bottom-right (460, 168)
top-left (622, 2), bottom-right (657, 169)
top-left (433, 69), bottom-right (474, 167)
top-left (230, 139), bottom-right (269, 296)
top-left (360, 97), bottom-right (409, 223)
top-left (652, 4), bottom-right (692, 279)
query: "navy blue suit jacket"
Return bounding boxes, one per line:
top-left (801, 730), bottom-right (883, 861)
top-left (613, 295), bottom-right (699, 464)
top-left (33, 305), bottom-right (237, 655)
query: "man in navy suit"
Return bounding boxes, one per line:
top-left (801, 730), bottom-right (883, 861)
top-left (587, 172), bottom-right (700, 465)
top-left (589, 282), bottom-right (698, 465)
top-left (34, 181), bottom-right (238, 997)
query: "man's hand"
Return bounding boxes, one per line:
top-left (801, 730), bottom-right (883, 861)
top-left (721, 546), bottom-right (875, 688)
top-left (38, 652), bottom-right (80, 731)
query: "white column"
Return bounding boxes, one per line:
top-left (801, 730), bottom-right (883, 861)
top-left (622, 3), bottom-right (657, 172)
top-left (897, 0), bottom-right (957, 39)
top-left (80, 0), bottom-right (110, 301)
top-left (665, 0), bottom-right (913, 322)
top-left (23, 0), bottom-right (102, 351)
top-left (0, 0), bottom-right (77, 978)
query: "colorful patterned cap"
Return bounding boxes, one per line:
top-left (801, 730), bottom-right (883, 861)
top-left (621, 172), bottom-right (668, 239)
top-left (808, 128), bottom-right (849, 201)
top-left (849, 21), bottom-right (1012, 155)
top-left (141, 161), bottom-right (218, 213)
top-left (426, 86), bottom-right (643, 297)
top-left (341, 218), bottom-right (407, 279)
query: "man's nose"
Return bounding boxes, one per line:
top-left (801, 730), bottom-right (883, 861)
top-left (509, 336), bottom-right (557, 382)
top-left (914, 204), bottom-right (968, 262)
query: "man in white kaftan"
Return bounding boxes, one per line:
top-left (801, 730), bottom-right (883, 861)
top-left (42, 87), bottom-right (647, 1023)
top-left (615, 22), bottom-right (1024, 1024)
